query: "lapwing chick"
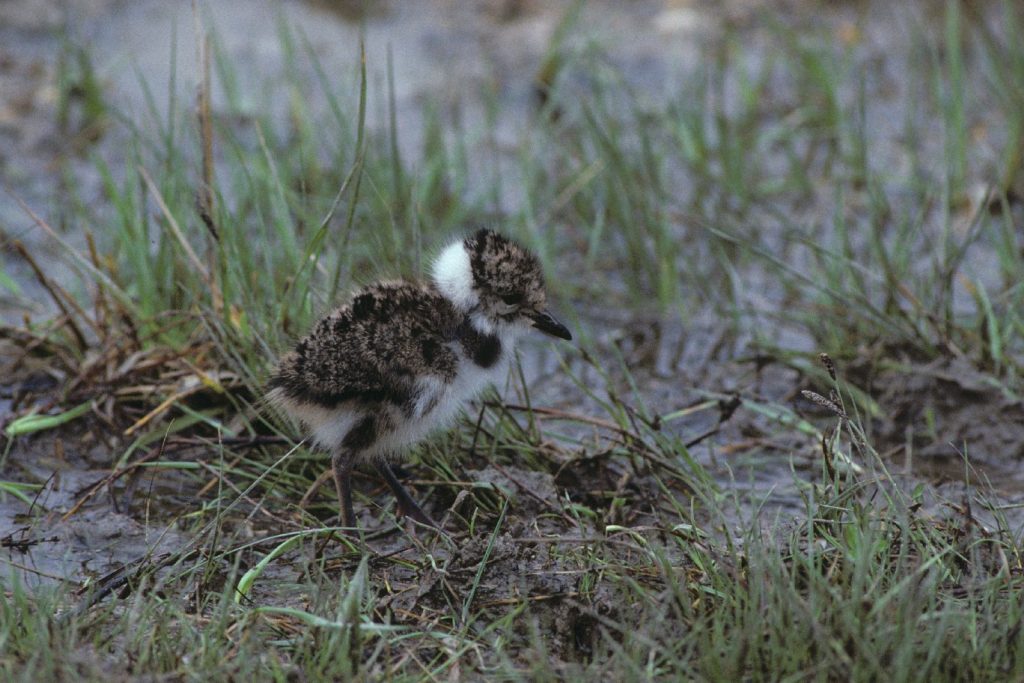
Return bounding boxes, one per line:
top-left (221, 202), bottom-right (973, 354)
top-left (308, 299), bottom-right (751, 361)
top-left (268, 229), bottom-right (572, 534)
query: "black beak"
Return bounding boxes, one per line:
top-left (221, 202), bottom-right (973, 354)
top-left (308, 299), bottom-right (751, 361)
top-left (529, 310), bottom-right (572, 340)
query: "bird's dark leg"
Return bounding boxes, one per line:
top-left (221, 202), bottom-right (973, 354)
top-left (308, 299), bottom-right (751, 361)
top-left (375, 460), bottom-right (440, 529)
top-left (332, 416), bottom-right (380, 534)
top-left (331, 449), bottom-right (357, 533)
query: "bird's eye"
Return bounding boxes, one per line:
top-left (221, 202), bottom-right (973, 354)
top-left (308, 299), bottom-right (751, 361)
top-left (500, 293), bottom-right (523, 306)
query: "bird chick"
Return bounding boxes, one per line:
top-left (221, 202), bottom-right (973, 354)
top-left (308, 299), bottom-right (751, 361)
top-left (268, 229), bottom-right (572, 533)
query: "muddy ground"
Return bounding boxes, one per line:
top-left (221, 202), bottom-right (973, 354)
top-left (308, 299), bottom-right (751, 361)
top-left (4, 311), bottom-right (1024, 666)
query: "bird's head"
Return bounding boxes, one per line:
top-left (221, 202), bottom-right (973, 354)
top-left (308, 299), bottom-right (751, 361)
top-left (432, 228), bottom-right (572, 341)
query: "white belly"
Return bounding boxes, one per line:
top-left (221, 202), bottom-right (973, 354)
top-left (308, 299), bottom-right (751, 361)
top-left (374, 351), bottom-right (511, 456)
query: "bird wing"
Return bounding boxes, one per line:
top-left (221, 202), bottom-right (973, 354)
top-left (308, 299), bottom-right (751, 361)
top-left (274, 281), bottom-right (461, 408)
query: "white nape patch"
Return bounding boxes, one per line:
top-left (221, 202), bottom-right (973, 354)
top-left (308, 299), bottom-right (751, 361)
top-left (432, 240), bottom-right (476, 311)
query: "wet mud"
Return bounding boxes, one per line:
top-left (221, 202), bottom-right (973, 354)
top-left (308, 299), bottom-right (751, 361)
top-left (5, 312), bottom-right (1024, 669)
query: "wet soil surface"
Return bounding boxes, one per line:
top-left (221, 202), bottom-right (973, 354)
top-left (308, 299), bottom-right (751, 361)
top-left (5, 311), bottom-right (1023, 592)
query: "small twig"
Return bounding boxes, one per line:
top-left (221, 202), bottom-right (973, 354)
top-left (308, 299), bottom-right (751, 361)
top-left (300, 469), bottom-right (333, 509)
top-left (485, 460), bottom-right (568, 518)
top-left (12, 240), bottom-right (89, 350)
top-left (491, 402), bottom-right (631, 435)
top-left (195, 30), bottom-right (218, 241)
top-left (64, 435), bottom-right (288, 521)
top-left (84, 231), bottom-right (110, 338)
top-left (138, 166), bottom-right (217, 298)
top-left (194, 459), bottom-right (295, 527)
top-left (60, 549), bottom-right (200, 623)
top-left (478, 591), bottom-right (580, 608)
top-left (1, 556), bottom-right (75, 584)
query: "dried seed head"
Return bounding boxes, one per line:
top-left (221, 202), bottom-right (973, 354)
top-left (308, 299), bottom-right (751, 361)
top-left (801, 390), bottom-right (848, 419)
top-left (819, 353), bottom-right (837, 381)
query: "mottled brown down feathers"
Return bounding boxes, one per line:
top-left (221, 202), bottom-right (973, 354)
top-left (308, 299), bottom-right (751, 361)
top-left (269, 281), bottom-right (462, 410)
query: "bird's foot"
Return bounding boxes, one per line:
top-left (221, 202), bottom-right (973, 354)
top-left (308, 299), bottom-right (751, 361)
top-left (377, 461), bottom-right (446, 535)
top-left (395, 495), bottom-right (442, 530)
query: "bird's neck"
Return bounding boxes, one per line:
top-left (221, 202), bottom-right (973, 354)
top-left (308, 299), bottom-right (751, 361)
top-left (455, 315), bottom-right (503, 369)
